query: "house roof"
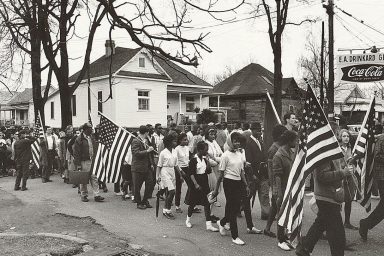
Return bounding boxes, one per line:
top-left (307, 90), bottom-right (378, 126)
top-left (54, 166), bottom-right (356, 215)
top-left (68, 47), bottom-right (212, 87)
top-left (0, 91), bottom-right (16, 104)
top-left (7, 87), bottom-right (47, 105)
top-left (334, 84), bottom-right (365, 103)
top-left (210, 63), bottom-right (301, 96)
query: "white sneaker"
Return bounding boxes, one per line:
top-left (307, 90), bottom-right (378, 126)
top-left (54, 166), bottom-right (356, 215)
top-left (115, 192), bottom-right (123, 196)
top-left (206, 221), bottom-right (219, 232)
top-left (247, 227), bottom-right (262, 234)
top-left (216, 220), bottom-right (226, 236)
top-left (186, 219), bottom-right (192, 228)
top-left (232, 237), bottom-right (245, 245)
top-left (278, 241), bottom-right (291, 251)
top-left (224, 223), bottom-right (230, 231)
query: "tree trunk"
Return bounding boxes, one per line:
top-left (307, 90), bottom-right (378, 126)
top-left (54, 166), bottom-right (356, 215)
top-left (273, 37), bottom-right (283, 117)
top-left (58, 79), bottom-right (72, 128)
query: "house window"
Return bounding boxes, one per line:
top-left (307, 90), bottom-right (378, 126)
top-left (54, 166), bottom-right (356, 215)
top-left (289, 105), bottom-right (294, 112)
top-left (186, 96), bottom-right (195, 112)
top-left (11, 110), bottom-right (15, 119)
top-left (50, 102), bottom-right (54, 119)
top-left (20, 110), bottom-right (25, 120)
top-left (72, 95), bottom-right (77, 116)
top-left (138, 90), bottom-right (150, 111)
top-left (98, 91), bottom-right (103, 113)
top-left (139, 57), bottom-right (145, 68)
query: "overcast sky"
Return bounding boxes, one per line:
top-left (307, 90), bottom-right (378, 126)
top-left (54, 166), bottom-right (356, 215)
top-left (9, 0), bottom-right (384, 89)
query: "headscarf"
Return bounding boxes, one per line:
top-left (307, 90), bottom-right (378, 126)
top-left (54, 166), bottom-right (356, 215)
top-left (224, 131), bottom-right (244, 152)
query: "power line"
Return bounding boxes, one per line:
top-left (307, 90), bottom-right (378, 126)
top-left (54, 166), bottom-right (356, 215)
top-left (335, 5), bottom-right (384, 38)
top-left (335, 14), bottom-right (372, 47)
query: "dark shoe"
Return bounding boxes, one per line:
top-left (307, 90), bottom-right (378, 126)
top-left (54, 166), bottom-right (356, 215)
top-left (94, 196), bottom-right (105, 202)
top-left (14, 187), bottom-right (21, 191)
top-left (144, 202), bottom-right (153, 208)
top-left (210, 215), bottom-right (220, 222)
top-left (192, 207), bottom-right (202, 213)
top-left (72, 184), bottom-right (77, 188)
top-left (163, 212), bottom-right (175, 220)
top-left (21, 187), bottom-right (28, 191)
top-left (81, 196), bottom-right (89, 202)
top-left (46, 179), bottom-right (52, 182)
top-left (137, 204), bottom-right (147, 210)
top-left (359, 219), bottom-right (368, 242)
top-left (263, 229), bottom-right (276, 238)
top-left (344, 223), bottom-right (358, 230)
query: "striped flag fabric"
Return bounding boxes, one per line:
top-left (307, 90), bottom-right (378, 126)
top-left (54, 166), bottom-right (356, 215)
top-left (31, 112), bottom-right (44, 169)
top-left (277, 85), bottom-right (344, 241)
top-left (352, 97), bottom-right (376, 212)
top-left (91, 114), bottom-right (133, 183)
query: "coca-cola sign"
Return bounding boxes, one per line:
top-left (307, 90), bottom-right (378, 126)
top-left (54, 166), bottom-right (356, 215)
top-left (341, 64), bottom-right (384, 82)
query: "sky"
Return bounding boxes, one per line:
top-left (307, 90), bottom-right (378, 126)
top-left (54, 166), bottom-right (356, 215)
top-left (6, 0), bottom-right (384, 89)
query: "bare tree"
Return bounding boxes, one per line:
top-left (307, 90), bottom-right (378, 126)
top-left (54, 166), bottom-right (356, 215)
top-left (0, 0), bottom-right (51, 123)
top-left (256, 0), bottom-right (316, 117)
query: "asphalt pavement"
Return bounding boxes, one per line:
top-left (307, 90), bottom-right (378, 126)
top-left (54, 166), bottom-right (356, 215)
top-left (0, 174), bottom-right (383, 256)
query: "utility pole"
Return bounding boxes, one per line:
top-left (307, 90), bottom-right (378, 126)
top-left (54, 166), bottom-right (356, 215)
top-left (320, 21), bottom-right (325, 107)
top-left (323, 0), bottom-right (334, 118)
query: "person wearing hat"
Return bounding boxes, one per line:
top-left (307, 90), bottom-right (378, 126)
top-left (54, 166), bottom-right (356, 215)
top-left (13, 129), bottom-right (36, 191)
top-left (245, 122), bottom-right (270, 220)
top-left (73, 123), bottom-right (104, 202)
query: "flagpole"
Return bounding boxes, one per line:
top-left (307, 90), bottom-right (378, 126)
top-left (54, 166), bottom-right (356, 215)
top-left (352, 97), bottom-right (375, 155)
top-left (97, 111), bottom-right (159, 154)
top-left (265, 90), bottom-right (282, 124)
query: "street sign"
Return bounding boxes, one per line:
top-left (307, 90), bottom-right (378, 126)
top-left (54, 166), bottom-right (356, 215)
top-left (337, 53), bottom-right (384, 83)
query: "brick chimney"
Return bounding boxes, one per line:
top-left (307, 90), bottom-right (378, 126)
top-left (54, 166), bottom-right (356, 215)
top-left (105, 40), bottom-right (115, 57)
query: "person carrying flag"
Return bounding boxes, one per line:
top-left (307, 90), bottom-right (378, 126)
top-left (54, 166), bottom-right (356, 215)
top-left (296, 122), bottom-right (353, 256)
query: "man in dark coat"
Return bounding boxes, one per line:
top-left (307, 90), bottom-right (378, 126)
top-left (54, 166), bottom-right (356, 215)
top-left (14, 130), bottom-right (35, 191)
top-left (131, 125), bottom-right (155, 209)
top-left (245, 122), bottom-right (270, 219)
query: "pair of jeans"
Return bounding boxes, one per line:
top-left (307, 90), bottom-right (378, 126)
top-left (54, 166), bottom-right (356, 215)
top-left (132, 171), bottom-right (153, 205)
top-left (220, 178), bottom-right (242, 239)
top-left (47, 150), bottom-right (56, 174)
top-left (301, 200), bottom-right (345, 256)
top-left (15, 162), bottom-right (29, 189)
top-left (240, 185), bottom-right (254, 230)
top-left (363, 180), bottom-right (384, 229)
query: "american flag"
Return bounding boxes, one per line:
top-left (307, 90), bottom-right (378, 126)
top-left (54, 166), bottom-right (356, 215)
top-left (31, 112), bottom-right (45, 168)
top-left (352, 97), bottom-right (375, 212)
top-left (91, 114), bottom-right (133, 183)
top-left (277, 85), bottom-right (344, 241)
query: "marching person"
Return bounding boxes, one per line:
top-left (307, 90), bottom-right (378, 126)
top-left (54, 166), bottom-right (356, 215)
top-left (57, 131), bottom-right (66, 180)
top-left (14, 130), bottom-right (35, 191)
top-left (40, 136), bottom-right (50, 183)
top-left (263, 124), bottom-right (288, 238)
top-left (174, 133), bottom-right (190, 213)
top-left (185, 140), bottom-right (219, 232)
top-left (156, 134), bottom-right (184, 219)
top-left (283, 112), bottom-right (298, 131)
top-left (338, 129), bottom-right (358, 230)
top-left (272, 130), bottom-right (297, 251)
top-left (245, 122), bottom-right (270, 220)
top-left (296, 122), bottom-right (353, 256)
top-left (73, 123), bottom-right (104, 203)
top-left (45, 127), bottom-right (57, 178)
top-left (131, 125), bottom-right (155, 209)
top-left (213, 132), bottom-right (249, 246)
top-left (359, 124), bottom-right (384, 241)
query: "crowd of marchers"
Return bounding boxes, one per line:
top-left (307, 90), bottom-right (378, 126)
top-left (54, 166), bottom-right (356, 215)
top-left (6, 112), bottom-right (384, 256)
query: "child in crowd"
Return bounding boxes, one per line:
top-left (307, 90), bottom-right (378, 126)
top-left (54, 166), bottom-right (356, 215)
top-left (185, 141), bottom-right (219, 232)
top-left (174, 133), bottom-right (190, 213)
top-left (39, 136), bottom-right (50, 183)
top-left (156, 134), bottom-right (182, 219)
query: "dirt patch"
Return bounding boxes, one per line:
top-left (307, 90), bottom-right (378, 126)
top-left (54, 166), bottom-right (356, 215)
top-left (0, 236), bottom-right (82, 256)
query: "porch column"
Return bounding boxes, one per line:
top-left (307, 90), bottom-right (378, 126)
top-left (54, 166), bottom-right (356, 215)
top-left (199, 94), bottom-right (202, 108)
top-left (217, 95), bottom-right (221, 111)
top-left (179, 93), bottom-right (182, 114)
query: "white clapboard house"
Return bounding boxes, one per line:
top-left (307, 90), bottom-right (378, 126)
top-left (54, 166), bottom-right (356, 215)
top-left (44, 40), bottom-right (212, 128)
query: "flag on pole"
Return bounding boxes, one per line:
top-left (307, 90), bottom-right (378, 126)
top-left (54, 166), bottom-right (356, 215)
top-left (263, 90), bottom-right (282, 155)
top-left (91, 114), bottom-right (133, 183)
top-left (277, 84), bottom-right (344, 241)
top-left (352, 97), bottom-right (376, 212)
top-left (31, 112), bottom-right (44, 169)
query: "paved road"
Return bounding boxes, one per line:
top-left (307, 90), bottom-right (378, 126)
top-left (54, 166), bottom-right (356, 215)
top-left (0, 174), bottom-right (383, 256)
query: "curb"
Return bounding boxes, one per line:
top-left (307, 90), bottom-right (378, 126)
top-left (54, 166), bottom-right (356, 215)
top-left (0, 232), bottom-right (89, 245)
